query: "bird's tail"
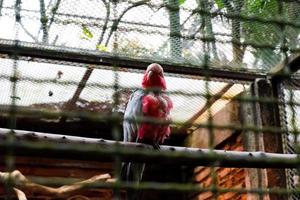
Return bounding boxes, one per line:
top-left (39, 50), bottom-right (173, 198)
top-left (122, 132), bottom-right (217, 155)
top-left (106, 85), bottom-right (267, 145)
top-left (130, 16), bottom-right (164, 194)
top-left (122, 162), bottom-right (145, 182)
top-left (121, 162), bottom-right (145, 200)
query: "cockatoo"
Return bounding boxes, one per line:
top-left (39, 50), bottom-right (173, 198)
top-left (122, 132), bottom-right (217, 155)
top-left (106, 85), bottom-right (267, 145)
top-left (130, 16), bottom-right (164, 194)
top-left (122, 63), bottom-right (173, 186)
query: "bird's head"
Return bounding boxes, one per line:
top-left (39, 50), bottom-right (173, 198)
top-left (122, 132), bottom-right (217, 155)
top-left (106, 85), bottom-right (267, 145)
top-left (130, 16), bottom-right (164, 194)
top-left (142, 63), bottom-right (166, 90)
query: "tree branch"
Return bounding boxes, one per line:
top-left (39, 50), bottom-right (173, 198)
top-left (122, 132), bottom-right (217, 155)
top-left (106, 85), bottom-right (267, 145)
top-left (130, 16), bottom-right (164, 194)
top-left (14, 188), bottom-right (27, 200)
top-left (0, 128), bottom-right (299, 168)
top-left (97, 0), bottom-right (110, 45)
top-left (105, 0), bottom-right (150, 46)
top-left (20, 22), bottom-right (39, 43)
top-left (39, 0), bottom-right (49, 43)
top-left (47, 0), bottom-right (62, 30)
top-left (0, 170), bottom-right (112, 199)
top-left (61, 0), bottom-right (150, 124)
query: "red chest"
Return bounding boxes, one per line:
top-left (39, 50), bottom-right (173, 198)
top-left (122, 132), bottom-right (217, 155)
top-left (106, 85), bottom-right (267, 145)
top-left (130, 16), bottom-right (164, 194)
top-left (142, 94), bottom-right (170, 117)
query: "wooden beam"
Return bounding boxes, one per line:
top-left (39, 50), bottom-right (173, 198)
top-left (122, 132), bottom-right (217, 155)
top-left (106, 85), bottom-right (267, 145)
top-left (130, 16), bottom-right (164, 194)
top-left (0, 39), bottom-right (265, 81)
top-left (178, 83), bottom-right (234, 133)
top-left (254, 79), bottom-right (288, 200)
top-left (269, 54), bottom-right (300, 80)
top-left (0, 128), bottom-right (299, 168)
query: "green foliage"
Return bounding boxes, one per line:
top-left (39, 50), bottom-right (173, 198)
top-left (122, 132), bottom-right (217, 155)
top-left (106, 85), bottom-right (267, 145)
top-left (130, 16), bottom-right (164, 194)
top-left (96, 44), bottom-right (108, 52)
top-left (242, 0), bottom-right (281, 67)
top-left (247, 0), bottom-right (267, 12)
top-left (80, 25), bottom-right (93, 40)
top-left (244, 0), bottom-right (278, 16)
top-left (214, 0), bottom-right (225, 9)
top-left (179, 0), bottom-right (186, 5)
top-left (210, 0), bottom-right (299, 68)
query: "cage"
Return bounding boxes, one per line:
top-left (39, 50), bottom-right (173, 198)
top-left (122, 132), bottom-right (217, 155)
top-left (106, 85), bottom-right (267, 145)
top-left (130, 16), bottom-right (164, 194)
top-left (0, 0), bottom-right (300, 200)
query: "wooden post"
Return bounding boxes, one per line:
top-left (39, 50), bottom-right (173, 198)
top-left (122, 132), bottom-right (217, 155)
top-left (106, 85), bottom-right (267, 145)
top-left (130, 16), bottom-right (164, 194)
top-left (254, 79), bottom-right (287, 200)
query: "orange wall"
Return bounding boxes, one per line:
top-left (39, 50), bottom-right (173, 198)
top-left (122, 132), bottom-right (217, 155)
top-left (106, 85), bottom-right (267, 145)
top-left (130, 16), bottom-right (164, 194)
top-left (193, 134), bottom-right (247, 200)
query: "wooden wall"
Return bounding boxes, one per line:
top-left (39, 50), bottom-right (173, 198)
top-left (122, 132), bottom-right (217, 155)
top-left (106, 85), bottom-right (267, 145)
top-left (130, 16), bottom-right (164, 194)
top-left (193, 134), bottom-right (247, 200)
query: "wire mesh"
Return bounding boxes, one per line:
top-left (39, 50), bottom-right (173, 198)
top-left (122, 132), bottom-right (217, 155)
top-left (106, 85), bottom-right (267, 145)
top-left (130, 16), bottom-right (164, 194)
top-left (0, 0), bottom-right (300, 200)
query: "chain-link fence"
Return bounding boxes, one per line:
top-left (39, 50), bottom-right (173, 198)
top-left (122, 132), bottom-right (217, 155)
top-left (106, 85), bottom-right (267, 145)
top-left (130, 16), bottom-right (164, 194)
top-left (0, 0), bottom-right (299, 199)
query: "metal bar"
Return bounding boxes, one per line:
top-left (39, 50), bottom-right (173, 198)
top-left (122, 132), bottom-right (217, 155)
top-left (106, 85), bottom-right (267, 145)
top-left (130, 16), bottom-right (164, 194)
top-left (0, 40), bottom-right (266, 81)
top-left (0, 128), bottom-right (300, 169)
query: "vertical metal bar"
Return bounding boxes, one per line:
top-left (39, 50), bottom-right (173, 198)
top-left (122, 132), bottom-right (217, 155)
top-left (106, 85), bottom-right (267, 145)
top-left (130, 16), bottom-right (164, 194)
top-left (112, 1), bottom-right (121, 199)
top-left (203, 52), bottom-right (218, 199)
top-left (112, 67), bottom-right (121, 200)
top-left (5, 0), bottom-right (20, 199)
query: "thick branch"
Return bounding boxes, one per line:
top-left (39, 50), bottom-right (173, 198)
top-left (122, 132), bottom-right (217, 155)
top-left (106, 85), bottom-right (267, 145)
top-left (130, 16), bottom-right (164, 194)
top-left (14, 188), bottom-right (27, 200)
top-left (0, 128), bottom-right (299, 168)
top-left (39, 0), bottom-right (49, 43)
top-left (0, 170), bottom-right (111, 198)
top-left (59, 65), bottom-right (94, 123)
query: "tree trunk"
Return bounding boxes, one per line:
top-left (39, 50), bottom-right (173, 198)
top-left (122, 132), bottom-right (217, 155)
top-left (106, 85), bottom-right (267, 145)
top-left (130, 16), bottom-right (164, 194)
top-left (168, 0), bottom-right (182, 60)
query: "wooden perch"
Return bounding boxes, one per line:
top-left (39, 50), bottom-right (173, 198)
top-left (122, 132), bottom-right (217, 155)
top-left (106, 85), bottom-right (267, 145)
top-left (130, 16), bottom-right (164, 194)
top-left (0, 170), bottom-right (112, 199)
top-left (0, 128), bottom-right (299, 168)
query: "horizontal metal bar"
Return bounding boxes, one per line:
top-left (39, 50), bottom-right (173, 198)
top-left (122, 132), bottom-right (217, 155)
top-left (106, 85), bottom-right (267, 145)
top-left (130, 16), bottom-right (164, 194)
top-left (0, 128), bottom-right (299, 168)
top-left (0, 40), bottom-right (266, 81)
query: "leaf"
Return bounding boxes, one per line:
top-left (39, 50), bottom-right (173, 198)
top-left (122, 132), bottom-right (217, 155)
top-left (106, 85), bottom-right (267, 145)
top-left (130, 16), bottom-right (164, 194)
top-left (96, 44), bottom-right (108, 52)
top-left (248, 0), bottom-right (263, 12)
top-left (215, 0), bottom-right (225, 9)
top-left (80, 35), bottom-right (90, 40)
top-left (179, 0), bottom-right (185, 5)
top-left (81, 25), bottom-right (93, 39)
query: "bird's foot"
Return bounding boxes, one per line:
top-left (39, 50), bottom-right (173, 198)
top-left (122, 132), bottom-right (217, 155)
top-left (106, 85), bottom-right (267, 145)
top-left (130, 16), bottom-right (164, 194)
top-left (152, 142), bottom-right (160, 150)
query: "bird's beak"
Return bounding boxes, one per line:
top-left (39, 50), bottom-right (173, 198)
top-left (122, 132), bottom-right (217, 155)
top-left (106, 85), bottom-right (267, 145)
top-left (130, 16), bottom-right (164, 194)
top-left (147, 70), bottom-right (153, 80)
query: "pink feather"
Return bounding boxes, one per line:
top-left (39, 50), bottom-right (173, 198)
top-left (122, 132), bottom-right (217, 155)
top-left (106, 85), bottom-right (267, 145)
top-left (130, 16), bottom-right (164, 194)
top-left (138, 93), bottom-right (173, 143)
